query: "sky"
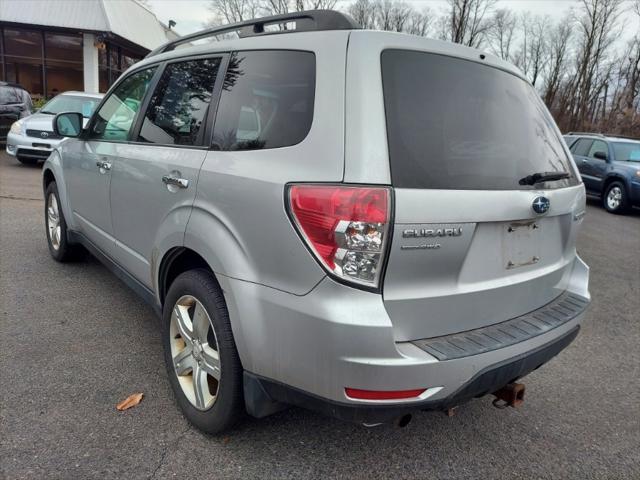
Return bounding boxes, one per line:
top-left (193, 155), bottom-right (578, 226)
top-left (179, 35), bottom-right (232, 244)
top-left (147, 0), bottom-right (639, 42)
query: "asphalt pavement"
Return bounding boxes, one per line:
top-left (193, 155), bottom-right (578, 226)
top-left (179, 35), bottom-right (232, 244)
top-left (1, 152), bottom-right (639, 479)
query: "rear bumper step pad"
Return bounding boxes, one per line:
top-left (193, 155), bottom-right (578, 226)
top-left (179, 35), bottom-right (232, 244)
top-left (411, 291), bottom-right (589, 361)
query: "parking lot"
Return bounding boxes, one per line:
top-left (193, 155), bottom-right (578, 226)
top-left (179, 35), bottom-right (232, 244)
top-left (0, 151), bottom-right (638, 479)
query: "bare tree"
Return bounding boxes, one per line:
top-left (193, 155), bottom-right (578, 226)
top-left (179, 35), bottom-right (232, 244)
top-left (446, 0), bottom-right (497, 48)
top-left (542, 16), bottom-right (573, 109)
top-left (207, 0), bottom-right (261, 25)
top-left (487, 8), bottom-right (516, 61)
top-left (405, 8), bottom-right (433, 37)
top-left (348, 0), bottom-right (377, 29)
top-left (567, 0), bottom-right (624, 130)
top-left (514, 14), bottom-right (550, 87)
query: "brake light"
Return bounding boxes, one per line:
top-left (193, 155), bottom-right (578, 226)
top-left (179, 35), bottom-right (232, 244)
top-left (288, 184), bottom-right (391, 288)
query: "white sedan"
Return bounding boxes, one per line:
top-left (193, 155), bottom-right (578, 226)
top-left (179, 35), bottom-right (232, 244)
top-left (6, 91), bottom-right (103, 165)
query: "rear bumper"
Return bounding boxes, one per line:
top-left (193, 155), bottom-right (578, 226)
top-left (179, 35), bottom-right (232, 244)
top-left (246, 325), bottom-right (580, 424)
top-left (224, 255), bottom-right (590, 421)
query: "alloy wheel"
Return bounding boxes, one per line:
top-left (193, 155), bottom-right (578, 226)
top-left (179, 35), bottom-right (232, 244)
top-left (606, 186), bottom-right (622, 210)
top-left (47, 193), bottom-right (61, 251)
top-left (169, 295), bottom-right (221, 410)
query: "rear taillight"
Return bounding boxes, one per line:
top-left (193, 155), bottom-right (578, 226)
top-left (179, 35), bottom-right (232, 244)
top-left (288, 184), bottom-right (391, 288)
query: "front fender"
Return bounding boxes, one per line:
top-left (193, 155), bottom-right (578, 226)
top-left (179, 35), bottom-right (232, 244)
top-left (43, 150), bottom-right (77, 231)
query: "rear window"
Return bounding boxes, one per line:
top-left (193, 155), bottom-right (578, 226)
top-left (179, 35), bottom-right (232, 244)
top-left (381, 50), bottom-right (578, 190)
top-left (212, 50), bottom-right (315, 151)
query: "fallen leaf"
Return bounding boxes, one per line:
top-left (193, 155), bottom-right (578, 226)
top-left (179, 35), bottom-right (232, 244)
top-left (116, 392), bottom-right (144, 411)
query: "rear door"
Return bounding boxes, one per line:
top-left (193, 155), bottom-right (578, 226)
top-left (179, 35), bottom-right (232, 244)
top-left (377, 49), bottom-right (585, 341)
top-left (108, 55), bottom-right (226, 287)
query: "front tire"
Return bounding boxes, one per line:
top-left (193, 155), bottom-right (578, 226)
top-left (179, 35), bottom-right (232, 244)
top-left (45, 182), bottom-right (79, 262)
top-left (162, 269), bottom-right (244, 434)
top-left (603, 181), bottom-right (630, 214)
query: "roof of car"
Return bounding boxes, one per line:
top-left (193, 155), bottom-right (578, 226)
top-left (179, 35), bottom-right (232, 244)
top-left (565, 132), bottom-right (640, 143)
top-left (132, 10), bottom-right (525, 83)
top-left (0, 81), bottom-right (27, 91)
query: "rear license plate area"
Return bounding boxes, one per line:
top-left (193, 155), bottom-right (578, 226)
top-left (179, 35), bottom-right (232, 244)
top-left (502, 220), bottom-right (542, 269)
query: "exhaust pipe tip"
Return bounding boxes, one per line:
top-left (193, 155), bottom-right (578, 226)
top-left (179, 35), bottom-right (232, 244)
top-left (395, 414), bottom-right (412, 428)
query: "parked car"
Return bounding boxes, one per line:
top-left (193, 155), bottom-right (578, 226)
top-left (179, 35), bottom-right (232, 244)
top-left (564, 132), bottom-right (640, 214)
top-left (6, 91), bottom-right (103, 165)
top-left (43, 11), bottom-right (591, 434)
top-left (0, 81), bottom-right (32, 143)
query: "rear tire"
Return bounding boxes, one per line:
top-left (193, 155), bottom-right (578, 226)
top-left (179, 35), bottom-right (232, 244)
top-left (45, 182), bottom-right (79, 262)
top-left (17, 156), bottom-right (39, 166)
top-left (603, 181), bottom-right (630, 214)
top-left (162, 269), bottom-right (244, 434)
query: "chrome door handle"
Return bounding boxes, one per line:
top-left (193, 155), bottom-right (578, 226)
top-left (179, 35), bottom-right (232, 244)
top-left (162, 174), bottom-right (189, 189)
top-left (96, 160), bottom-right (111, 172)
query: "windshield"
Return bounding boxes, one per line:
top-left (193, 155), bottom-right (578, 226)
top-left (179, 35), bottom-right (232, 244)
top-left (612, 142), bottom-right (640, 162)
top-left (41, 95), bottom-right (100, 118)
top-left (381, 50), bottom-right (578, 190)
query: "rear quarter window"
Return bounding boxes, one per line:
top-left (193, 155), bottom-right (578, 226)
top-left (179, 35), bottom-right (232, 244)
top-left (212, 50), bottom-right (315, 151)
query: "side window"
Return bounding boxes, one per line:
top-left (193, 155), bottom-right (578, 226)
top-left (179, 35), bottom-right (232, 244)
top-left (572, 138), bottom-right (593, 156)
top-left (213, 50), bottom-right (315, 151)
top-left (138, 58), bottom-right (220, 146)
top-left (588, 140), bottom-right (608, 160)
top-left (89, 67), bottom-right (157, 142)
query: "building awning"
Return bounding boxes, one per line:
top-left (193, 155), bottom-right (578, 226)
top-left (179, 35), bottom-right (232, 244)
top-left (0, 0), bottom-right (177, 51)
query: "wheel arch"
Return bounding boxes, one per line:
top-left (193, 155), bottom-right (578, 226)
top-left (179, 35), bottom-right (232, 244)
top-left (602, 174), bottom-right (629, 194)
top-left (158, 247), bottom-right (214, 307)
top-left (157, 246), bottom-right (251, 370)
top-left (42, 151), bottom-right (77, 231)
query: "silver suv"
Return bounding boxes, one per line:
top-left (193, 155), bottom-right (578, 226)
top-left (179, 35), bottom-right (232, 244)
top-left (43, 11), bottom-right (590, 433)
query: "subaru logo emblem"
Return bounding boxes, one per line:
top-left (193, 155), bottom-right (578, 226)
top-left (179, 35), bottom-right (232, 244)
top-left (40, 131), bottom-right (49, 139)
top-left (532, 196), bottom-right (550, 215)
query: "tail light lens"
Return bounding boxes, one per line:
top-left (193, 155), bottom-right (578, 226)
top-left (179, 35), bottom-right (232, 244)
top-left (288, 184), bottom-right (391, 288)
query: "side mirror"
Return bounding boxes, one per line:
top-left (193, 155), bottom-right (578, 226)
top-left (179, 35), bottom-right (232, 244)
top-left (53, 112), bottom-right (83, 138)
top-left (593, 151), bottom-right (608, 161)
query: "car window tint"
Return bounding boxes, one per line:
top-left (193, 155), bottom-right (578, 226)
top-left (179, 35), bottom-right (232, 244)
top-left (381, 49), bottom-right (577, 190)
top-left (572, 139), bottom-right (593, 156)
top-left (138, 58), bottom-right (220, 146)
top-left (611, 142), bottom-right (640, 162)
top-left (587, 140), bottom-right (608, 159)
top-left (213, 50), bottom-right (315, 151)
top-left (90, 67), bottom-right (157, 142)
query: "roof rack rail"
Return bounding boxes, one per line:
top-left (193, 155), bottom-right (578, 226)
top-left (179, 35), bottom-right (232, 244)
top-left (602, 133), bottom-right (640, 141)
top-left (565, 132), bottom-right (606, 137)
top-left (147, 10), bottom-right (361, 58)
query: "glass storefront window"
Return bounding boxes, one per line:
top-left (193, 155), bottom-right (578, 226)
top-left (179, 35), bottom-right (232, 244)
top-left (2, 28), bottom-right (44, 97)
top-left (1, 28), bottom-right (146, 97)
top-left (45, 33), bottom-right (83, 96)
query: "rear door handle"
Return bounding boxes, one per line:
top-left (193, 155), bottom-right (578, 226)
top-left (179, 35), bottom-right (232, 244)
top-left (162, 174), bottom-right (189, 189)
top-left (96, 160), bottom-right (111, 172)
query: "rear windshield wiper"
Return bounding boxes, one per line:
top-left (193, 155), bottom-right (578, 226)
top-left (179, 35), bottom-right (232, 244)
top-left (519, 171), bottom-right (570, 186)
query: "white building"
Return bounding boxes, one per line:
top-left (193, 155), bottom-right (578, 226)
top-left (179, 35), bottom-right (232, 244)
top-left (0, 0), bottom-right (178, 98)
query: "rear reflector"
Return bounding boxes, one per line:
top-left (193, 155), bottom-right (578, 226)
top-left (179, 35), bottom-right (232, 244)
top-left (288, 184), bottom-right (391, 288)
top-left (345, 387), bottom-right (426, 400)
